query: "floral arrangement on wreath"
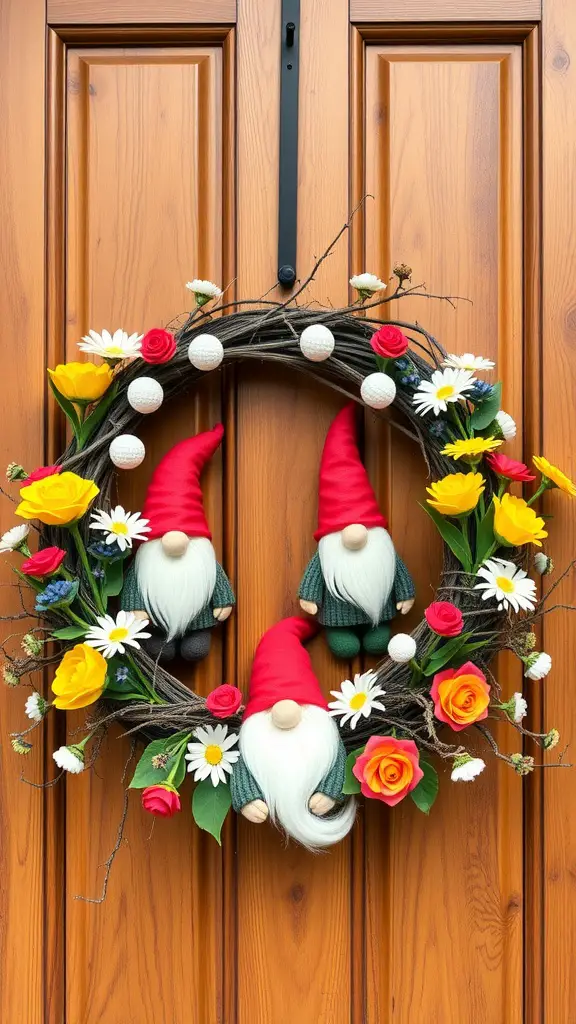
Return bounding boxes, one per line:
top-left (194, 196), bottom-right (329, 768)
top-left (1, 246), bottom-right (573, 871)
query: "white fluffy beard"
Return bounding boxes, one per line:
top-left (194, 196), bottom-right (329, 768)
top-left (135, 537), bottom-right (217, 640)
top-left (240, 705), bottom-right (356, 850)
top-left (318, 526), bottom-right (396, 625)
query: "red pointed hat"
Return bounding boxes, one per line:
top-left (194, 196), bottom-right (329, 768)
top-left (314, 402), bottom-right (387, 541)
top-left (141, 425), bottom-right (224, 541)
top-left (243, 616), bottom-right (328, 720)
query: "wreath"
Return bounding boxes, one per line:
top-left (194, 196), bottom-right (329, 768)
top-left (2, 231), bottom-right (572, 881)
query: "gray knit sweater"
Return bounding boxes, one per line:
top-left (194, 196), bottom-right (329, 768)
top-left (298, 550), bottom-right (415, 627)
top-left (230, 740), bottom-right (347, 811)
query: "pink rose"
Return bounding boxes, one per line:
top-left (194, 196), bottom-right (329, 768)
top-left (370, 325), bottom-right (409, 359)
top-left (141, 328), bottom-right (177, 364)
top-left (352, 736), bottom-right (423, 807)
top-left (27, 465), bottom-right (61, 484)
top-left (21, 546), bottom-right (66, 576)
top-left (425, 601), bottom-right (464, 637)
top-left (141, 783), bottom-right (181, 817)
top-left (206, 683), bottom-right (243, 719)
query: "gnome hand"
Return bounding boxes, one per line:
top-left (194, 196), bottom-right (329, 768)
top-left (241, 799), bottom-right (269, 824)
top-left (299, 599), bottom-right (318, 616)
top-left (396, 598), bottom-right (415, 615)
top-left (213, 605), bottom-right (233, 622)
top-left (309, 793), bottom-right (336, 816)
top-left (132, 609), bottom-right (150, 622)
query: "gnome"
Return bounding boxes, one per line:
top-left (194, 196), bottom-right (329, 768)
top-left (230, 616), bottom-right (356, 850)
top-left (120, 425), bottom-right (235, 662)
top-left (298, 403), bottom-right (415, 658)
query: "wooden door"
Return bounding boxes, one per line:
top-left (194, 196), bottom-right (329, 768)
top-left (1, 1), bottom-right (575, 1022)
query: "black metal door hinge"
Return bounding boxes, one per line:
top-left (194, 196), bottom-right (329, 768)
top-left (277, 0), bottom-right (300, 288)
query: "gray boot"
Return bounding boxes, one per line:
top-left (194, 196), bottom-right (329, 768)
top-left (179, 630), bottom-right (211, 662)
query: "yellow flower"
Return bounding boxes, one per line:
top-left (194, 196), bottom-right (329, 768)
top-left (441, 436), bottom-right (502, 462)
top-left (493, 493), bottom-right (547, 547)
top-left (16, 472), bottom-right (99, 526)
top-left (533, 456), bottom-right (576, 497)
top-left (426, 472), bottom-right (484, 517)
top-left (48, 362), bottom-right (113, 403)
top-left (52, 643), bottom-right (107, 710)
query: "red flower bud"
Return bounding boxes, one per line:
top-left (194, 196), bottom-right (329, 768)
top-left (425, 601), bottom-right (464, 637)
top-left (206, 683), bottom-right (243, 719)
top-left (486, 453), bottom-right (536, 482)
top-left (21, 546), bottom-right (66, 577)
top-left (140, 328), bottom-right (177, 365)
top-left (141, 783), bottom-right (181, 818)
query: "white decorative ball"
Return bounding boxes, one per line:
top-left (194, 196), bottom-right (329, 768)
top-left (109, 435), bottom-right (145, 470)
top-left (127, 377), bottom-right (164, 415)
top-left (187, 334), bottom-right (224, 371)
top-left (360, 372), bottom-right (396, 409)
top-left (299, 324), bottom-right (335, 362)
top-left (387, 633), bottom-right (417, 664)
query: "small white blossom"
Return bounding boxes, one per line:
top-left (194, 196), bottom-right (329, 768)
top-left (24, 691), bottom-right (48, 723)
top-left (53, 745), bottom-right (84, 774)
top-left (0, 523), bottom-right (30, 553)
top-left (413, 367), bottom-right (476, 417)
top-left (495, 410), bottom-right (517, 441)
top-left (185, 279), bottom-right (223, 305)
top-left (534, 552), bottom-right (553, 576)
top-left (328, 670), bottom-right (386, 730)
top-left (349, 273), bottom-right (386, 297)
top-left (78, 329), bottom-right (143, 362)
top-left (513, 692), bottom-right (528, 722)
top-left (524, 651), bottom-right (552, 680)
top-left (451, 755), bottom-right (486, 782)
top-left (443, 353), bottom-right (495, 372)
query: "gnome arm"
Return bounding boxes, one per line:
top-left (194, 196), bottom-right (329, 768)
top-left (298, 551), bottom-right (325, 607)
top-left (393, 554), bottom-right (416, 605)
top-left (120, 560), bottom-right (145, 613)
top-left (317, 739), bottom-right (347, 802)
top-left (230, 754), bottom-right (264, 811)
top-left (211, 563), bottom-right (236, 612)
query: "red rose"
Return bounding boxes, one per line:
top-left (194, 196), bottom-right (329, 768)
top-left (206, 683), bottom-right (243, 719)
top-left (425, 601), bottom-right (464, 637)
top-left (486, 453), bottom-right (536, 483)
top-left (370, 325), bottom-right (409, 359)
top-left (21, 546), bottom-right (66, 576)
top-left (26, 465), bottom-right (61, 484)
top-left (141, 783), bottom-right (181, 817)
top-left (140, 328), bottom-right (177, 364)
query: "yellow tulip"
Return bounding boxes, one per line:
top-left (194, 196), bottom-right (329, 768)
top-left (52, 643), bottom-right (107, 710)
top-left (533, 456), bottom-right (576, 497)
top-left (48, 362), bottom-right (113, 403)
top-left (493, 493), bottom-right (547, 547)
top-left (16, 471), bottom-right (99, 526)
top-left (426, 472), bottom-right (484, 517)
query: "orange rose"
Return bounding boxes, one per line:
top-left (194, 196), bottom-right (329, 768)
top-left (430, 661), bottom-right (490, 731)
top-left (352, 736), bottom-right (423, 806)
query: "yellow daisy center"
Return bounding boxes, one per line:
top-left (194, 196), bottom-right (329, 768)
top-left (204, 744), bottom-right (223, 765)
top-left (111, 521), bottom-right (129, 535)
top-left (104, 345), bottom-right (125, 356)
top-left (109, 626), bottom-right (129, 642)
top-left (436, 384), bottom-right (455, 400)
top-left (496, 576), bottom-right (515, 594)
top-left (349, 692), bottom-right (367, 711)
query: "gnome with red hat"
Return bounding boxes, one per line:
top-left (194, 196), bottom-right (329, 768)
top-left (230, 616), bottom-right (356, 849)
top-left (298, 403), bottom-right (415, 658)
top-left (120, 425), bottom-right (235, 661)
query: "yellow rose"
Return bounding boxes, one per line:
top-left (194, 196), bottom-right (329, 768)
top-left (426, 471), bottom-right (484, 517)
top-left (52, 643), bottom-right (107, 710)
top-left (16, 471), bottom-right (99, 526)
top-left (533, 456), bottom-right (576, 497)
top-left (493, 493), bottom-right (548, 547)
top-left (48, 362), bottom-right (113, 403)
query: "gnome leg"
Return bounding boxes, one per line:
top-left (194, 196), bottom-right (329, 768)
top-left (325, 627), bottom-right (361, 660)
top-left (143, 631), bottom-right (177, 663)
top-left (179, 629), bottom-right (212, 662)
top-left (362, 623), bottom-right (391, 656)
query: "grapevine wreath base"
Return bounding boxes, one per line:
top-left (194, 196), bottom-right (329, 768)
top-left (2, 227), bottom-right (573, 889)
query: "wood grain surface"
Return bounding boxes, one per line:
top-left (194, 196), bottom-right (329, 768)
top-left (350, 0), bottom-right (541, 21)
top-left (48, 0), bottom-right (236, 24)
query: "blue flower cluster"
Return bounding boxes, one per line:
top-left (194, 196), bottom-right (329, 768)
top-left (115, 666), bottom-right (129, 683)
top-left (428, 419), bottom-right (447, 439)
top-left (395, 357), bottom-right (410, 371)
top-left (88, 540), bottom-right (124, 562)
top-left (470, 380), bottom-right (493, 401)
top-left (35, 579), bottom-right (76, 613)
top-left (400, 373), bottom-right (421, 387)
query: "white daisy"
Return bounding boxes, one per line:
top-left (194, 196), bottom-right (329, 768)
top-left (451, 755), bottom-right (486, 782)
top-left (328, 670), bottom-right (386, 730)
top-left (24, 691), bottom-right (48, 723)
top-left (474, 558), bottom-right (537, 613)
top-left (84, 610), bottom-right (151, 659)
top-left (0, 523), bottom-right (30, 553)
top-left (495, 410), bottom-right (517, 441)
top-left (412, 367), bottom-right (476, 417)
top-left (443, 352), bottom-right (495, 372)
top-left (185, 279), bottom-right (223, 306)
top-left (185, 724), bottom-right (240, 786)
top-left (89, 504), bottom-right (150, 552)
top-left (524, 651), bottom-right (552, 680)
top-left (78, 329), bottom-right (143, 362)
top-left (53, 744), bottom-right (85, 774)
top-left (349, 273), bottom-right (386, 297)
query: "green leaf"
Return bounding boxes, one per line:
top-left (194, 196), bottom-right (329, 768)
top-left (410, 760), bottom-right (439, 814)
top-left (342, 747), bottom-right (365, 795)
top-left (48, 376), bottom-right (81, 434)
top-left (102, 557), bottom-right (124, 599)
top-left (471, 381), bottom-right (502, 431)
top-left (423, 631), bottom-right (474, 676)
top-left (456, 639), bottom-right (492, 659)
top-left (475, 502), bottom-right (495, 567)
top-left (192, 779), bottom-right (232, 844)
top-left (420, 503), bottom-right (473, 572)
top-left (78, 382), bottom-right (119, 448)
top-left (129, 732), bottom-right (189, 790)
top-left (51, 625), bottom-right (87, 640)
